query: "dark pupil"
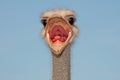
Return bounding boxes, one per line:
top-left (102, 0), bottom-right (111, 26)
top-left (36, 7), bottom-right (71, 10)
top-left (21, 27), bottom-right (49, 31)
top-left (42, 19), bottom-right (47, 26)
top-left (68, 17), bottom-right (74, 25)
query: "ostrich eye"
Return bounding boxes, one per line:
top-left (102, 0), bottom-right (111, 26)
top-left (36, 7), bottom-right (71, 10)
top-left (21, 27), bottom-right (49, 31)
top-left (41, 19), bottom-right (47, 26)
top-left (67, 16), bottom-right (75, 25)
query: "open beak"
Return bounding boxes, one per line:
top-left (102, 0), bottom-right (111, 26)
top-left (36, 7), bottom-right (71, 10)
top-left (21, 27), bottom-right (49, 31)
top-left (45, 17), bottom-right (72, 56)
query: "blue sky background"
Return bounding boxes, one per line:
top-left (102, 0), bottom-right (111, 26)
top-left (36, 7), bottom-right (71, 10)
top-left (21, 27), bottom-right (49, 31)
top-left (0, 0), bottom-right (120, 80)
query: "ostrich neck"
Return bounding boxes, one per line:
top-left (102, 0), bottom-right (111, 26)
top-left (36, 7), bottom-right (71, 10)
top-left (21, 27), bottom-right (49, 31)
top-left (52, 44), bottom-right (71, 80)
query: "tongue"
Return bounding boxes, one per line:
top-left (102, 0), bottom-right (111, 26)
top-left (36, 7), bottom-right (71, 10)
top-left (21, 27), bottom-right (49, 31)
top-left (52, 36), bottom-right (67, 42)
top-left (54, 36), bottom-right (61, 40)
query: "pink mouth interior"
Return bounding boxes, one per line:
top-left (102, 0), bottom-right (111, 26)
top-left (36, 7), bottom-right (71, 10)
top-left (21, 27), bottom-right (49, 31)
top-left (49, 25), bottom-right (69, 43)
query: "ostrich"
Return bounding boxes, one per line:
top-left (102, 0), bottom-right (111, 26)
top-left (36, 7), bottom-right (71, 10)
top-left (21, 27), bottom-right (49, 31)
top-left (40, 9), bottom-right (79, 80)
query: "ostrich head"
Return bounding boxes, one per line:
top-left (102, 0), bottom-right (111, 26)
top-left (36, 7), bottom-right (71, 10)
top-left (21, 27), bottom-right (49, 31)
top-left (41, 9), bottom-right (78, 56)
